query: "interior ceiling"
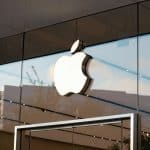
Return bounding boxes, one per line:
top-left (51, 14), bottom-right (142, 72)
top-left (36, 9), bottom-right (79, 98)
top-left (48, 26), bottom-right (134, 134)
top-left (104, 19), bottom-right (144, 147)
top-left (0, 0), bottom-right (144, 38)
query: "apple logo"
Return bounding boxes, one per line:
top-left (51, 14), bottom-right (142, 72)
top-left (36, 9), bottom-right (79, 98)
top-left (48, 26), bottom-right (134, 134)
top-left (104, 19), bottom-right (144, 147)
top-left (54, 40), bottom-right (92, 96)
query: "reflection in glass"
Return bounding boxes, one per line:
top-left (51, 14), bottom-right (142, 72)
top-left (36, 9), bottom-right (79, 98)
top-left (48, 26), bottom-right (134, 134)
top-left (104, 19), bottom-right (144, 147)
top-left (20, 37), bottom-right (138, 122)
top-left (86, 37), bottom-right (137, 94)
top-left (1, 34), bottom-right (150, 149)
top-left (0, 62), bottom-right (21, 94)
top-left (139, 35), bottom-right (150, 96)
top-left (20, 121), bottom-right (130, 150)
top-left (0, 61), bottom-right (22, 131)
top-left (139, 34), bottom-right (150, 149)
top-left (22, 52), bottom-right (69, 87)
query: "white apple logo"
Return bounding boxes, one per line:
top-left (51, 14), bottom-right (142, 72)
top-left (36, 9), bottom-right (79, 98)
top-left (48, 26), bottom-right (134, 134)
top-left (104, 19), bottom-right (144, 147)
top-left (54, 40), bottom-right (92, 96)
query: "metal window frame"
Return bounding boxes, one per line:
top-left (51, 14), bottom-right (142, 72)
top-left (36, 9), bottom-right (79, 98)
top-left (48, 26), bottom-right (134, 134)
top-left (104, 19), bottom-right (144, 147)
top-left (14, 113), bottom-right (140, 150)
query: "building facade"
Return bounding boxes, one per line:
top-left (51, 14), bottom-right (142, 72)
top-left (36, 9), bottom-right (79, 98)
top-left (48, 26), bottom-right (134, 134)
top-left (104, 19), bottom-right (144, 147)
top-left (0, 0), bottom-right (150, 150)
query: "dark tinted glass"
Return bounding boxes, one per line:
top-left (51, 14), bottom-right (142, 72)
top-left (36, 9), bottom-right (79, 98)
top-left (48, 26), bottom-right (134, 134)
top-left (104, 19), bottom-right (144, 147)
top-left (139, 1), bottom-right (150, 149)
top-left (0, 34), bottom-right (23, 64)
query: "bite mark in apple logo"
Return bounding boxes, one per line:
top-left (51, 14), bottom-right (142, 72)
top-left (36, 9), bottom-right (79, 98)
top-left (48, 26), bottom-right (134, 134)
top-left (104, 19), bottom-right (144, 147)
top-left (54, 40), bottom-right (92, 96)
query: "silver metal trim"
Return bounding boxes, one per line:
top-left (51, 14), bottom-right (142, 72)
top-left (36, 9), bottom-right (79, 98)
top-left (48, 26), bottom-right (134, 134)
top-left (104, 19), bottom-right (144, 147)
top-left (14, 113), bottom-right (139, 150)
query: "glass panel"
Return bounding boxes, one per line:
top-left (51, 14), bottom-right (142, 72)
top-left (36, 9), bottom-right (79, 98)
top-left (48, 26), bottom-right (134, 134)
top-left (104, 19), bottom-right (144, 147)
top-left (139, 34), bottom-right (150, 149)
top-left (0, 34), bottom-right (23, 65)
top-left (0, 61), bottom-right (22, 131)
top-left (21, 35), bottom-right (138, 123)
top-left (21, 105), bottom-right (73, 124)
top-left (139, 1), bottom-right (150, 149)
top-left (85, 37), bottom-right (137, 116)
top-left (24, 21), bottom-right (76, 60)
top-left (78, 4), bottom-right (137, 46)
top-left (0, 34), bottom-right (23, 150)
top-left (139, 1), bottom-right (150, 34)
top-left (3, 101), bottom-right (20, 121)
top-left (0, 125), bottom-right (15, 149)
top-left (19, 118), bottom-right (131, 150)
top-left (0, 119), bottom-right (19, 132)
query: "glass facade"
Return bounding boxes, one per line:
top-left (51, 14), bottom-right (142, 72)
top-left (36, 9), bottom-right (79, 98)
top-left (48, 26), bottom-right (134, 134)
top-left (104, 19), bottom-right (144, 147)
top-left (0, 1), bottom-right (150, 150)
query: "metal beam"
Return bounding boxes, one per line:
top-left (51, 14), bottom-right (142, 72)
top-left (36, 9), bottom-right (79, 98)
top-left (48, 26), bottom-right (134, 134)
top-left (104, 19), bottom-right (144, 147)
top-left (14, 113), bottom-right (140, 150)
